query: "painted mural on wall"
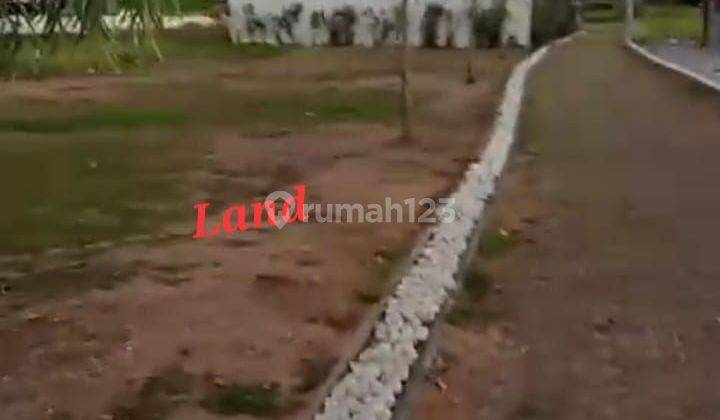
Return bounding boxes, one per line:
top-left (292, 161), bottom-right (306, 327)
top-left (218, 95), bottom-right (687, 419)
top-left (223, 0), bottom-right (532, 48)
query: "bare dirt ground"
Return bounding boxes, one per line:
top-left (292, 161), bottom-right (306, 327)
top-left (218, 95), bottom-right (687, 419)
top-left (407, 28), bottom-right (720, 420)
top-left (0, 34), bottom-right (521, 420)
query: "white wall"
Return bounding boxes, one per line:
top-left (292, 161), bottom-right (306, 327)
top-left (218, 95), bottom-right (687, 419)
top-left (225, 0), bottom-right (532, 48)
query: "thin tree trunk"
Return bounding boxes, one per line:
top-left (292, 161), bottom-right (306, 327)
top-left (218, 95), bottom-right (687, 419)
top-left (399, 0), bottom-right (412, 142)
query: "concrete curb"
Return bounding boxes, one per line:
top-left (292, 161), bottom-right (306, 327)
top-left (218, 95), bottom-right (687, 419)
top-left (314, 35), bottom-right (574, 420)
top-left (627, 40), bottom-right (720, 93)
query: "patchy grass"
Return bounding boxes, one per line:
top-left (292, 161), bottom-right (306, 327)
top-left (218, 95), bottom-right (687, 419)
top-left (155, 26), bottom-right (289, 60)
top-left (464, 264), bottom-right (492, 300)
top-left (1, 27), bottom-right (288, 79)
top-left (446, 264), bottom-right (493, 327)
top-left (478, 229), bottom-right (517, 258)
top-left (0, 109), bottom-right (187, 133)
top-left (200, 383), bottom-right (280, 417)
top-left (177, 0), bottom-right (212, 13)
top-left (0, 35), bottom-right (139, 78)
top-left (372, 247), bottom-right (409, 279)
top-left (637, 5), bottom-right (702, 44)
top-left (0, 84), bottom-right (394, 255)
top-left (112, 365), bottom-right (194, 420)
top-left (294, 355), bottom-right (338, 394)
top-left (0, 127), bottom-right (208, 254)
top-left (243, 89), bottom-right (398, 129)
top-left (3, 260), bottom-right (138, 307)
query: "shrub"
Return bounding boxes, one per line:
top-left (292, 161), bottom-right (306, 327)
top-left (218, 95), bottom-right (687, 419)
top-left (472, 0), bottom-right (507, 48)
top-left (532, 0), bottom-right (579, 47)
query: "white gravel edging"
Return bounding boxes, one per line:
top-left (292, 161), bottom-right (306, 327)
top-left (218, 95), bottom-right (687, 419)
top-left (627, 40), bottom-right (720, 93)
top-left (314, 38), bottom-right (566, 420)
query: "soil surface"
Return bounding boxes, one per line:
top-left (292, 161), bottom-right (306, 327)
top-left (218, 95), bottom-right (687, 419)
top-left (0, 38), bottom-right (521, 419)
top-left (407, 27), bottom-right (720, 420)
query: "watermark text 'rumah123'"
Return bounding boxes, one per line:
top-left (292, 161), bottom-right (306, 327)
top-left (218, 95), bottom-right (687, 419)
top-left (193, 185), bottom-right (457, 238)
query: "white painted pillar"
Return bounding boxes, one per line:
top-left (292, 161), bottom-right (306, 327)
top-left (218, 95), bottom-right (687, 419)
top-left (625, 0), bottom-right (635, 43)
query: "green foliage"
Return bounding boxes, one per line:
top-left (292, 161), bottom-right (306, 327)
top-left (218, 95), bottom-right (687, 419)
top-left (1, 27), bottom-right (289, 78)
top-left (118, 0), bottom-right (181, 61)
top-left (582, 1), bottom-right (624, 23)
top-left (176, 0), bottom-right (211, 13)
top-left (532, 0), bottom-right (579, 47)
top-left (0, 0), bottom-right (181, 77)
top-left (472, 0), bottom-right (507, 48)
top-left (0, 34), bottom-right (138, 77)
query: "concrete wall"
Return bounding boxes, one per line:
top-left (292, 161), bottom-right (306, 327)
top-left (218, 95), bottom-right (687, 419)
top-left (224, 0), bottom-right (532, 48)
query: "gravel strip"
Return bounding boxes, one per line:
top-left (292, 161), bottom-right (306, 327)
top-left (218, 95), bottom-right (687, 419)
top-left (314, 38), bottom-right (567, 420)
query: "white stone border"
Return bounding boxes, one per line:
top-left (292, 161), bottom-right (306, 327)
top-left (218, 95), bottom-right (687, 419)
top-left (627, 40), bottom-right (720, 93)
top-left (315, 36), bottom-right (571, 420)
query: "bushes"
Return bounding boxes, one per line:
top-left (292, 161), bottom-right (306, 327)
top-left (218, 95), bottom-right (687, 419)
top-left (532, 0), bottom-right (579, 47)
top-left (471, 0), bottom-right (507, 48)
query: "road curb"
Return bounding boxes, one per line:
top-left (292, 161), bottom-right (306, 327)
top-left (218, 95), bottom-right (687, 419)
top-left (627, 40), bottom-right (720, 93)
top-left (314, 35), bottom-right (575, 420)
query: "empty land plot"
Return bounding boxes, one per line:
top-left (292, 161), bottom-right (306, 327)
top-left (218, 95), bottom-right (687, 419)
top-left (0, 26), bottom-right (521, 420)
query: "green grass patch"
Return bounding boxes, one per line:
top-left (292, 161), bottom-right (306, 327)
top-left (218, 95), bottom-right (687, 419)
top-left (447, 264), bottom-right (493, 327)
top-left (465, 264), bottom-right (492, 300)
top-left (0, 109), bottom-right (187, 133)
top-left (156, 26), bottom-right (289, 60)
top-left (177, 0), bottom-right (212, 13)
top-left (0, 35), bottom-right (136, 78)
top-left (112, 365), bottom-right (194, 420)
top-left (0, 127), bottom-right (209, 254)
top-left (637, 5), bottom-right (702, 44)
top-left (478, 229), bottom-right (517, 258)
top-left (246, 89), bottom-right (398, 128)
top-left (1, 27), bottom-right (288, 79)
top-left (0, 84), bottom-right (394, 255)
top-left (200, 384), bottom-right (280, 417)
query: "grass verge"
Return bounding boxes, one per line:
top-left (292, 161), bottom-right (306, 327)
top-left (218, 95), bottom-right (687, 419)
top-left (0, 109), bottom-right (187, 133)
top-left (446, 263), bottom-right (493, 327)
top-left (1, 27), bottom-right (288, 79)
top-left (200, 383), bottom-right (280, 417)
top-left (477, 229), bottom-right (517, 258)
top-left (636, 5), bottom-right (702, 44)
